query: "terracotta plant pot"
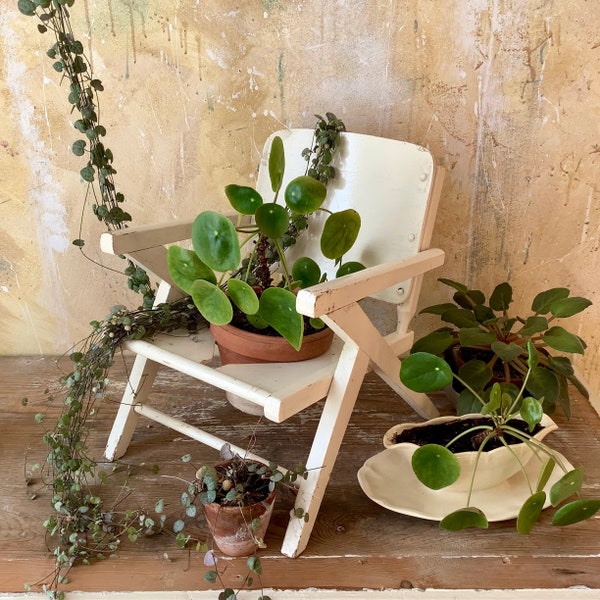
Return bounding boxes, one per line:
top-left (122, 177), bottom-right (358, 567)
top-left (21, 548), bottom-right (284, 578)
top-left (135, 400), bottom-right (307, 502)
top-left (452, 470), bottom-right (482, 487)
top-left (383, 413), bottom-right (558, 492)
top-left (210, 323), bottom-right (334, 365)
top-left (202, 487), bottom-right (277, 557)
top-left (210, 323), bottom-right (335, 415)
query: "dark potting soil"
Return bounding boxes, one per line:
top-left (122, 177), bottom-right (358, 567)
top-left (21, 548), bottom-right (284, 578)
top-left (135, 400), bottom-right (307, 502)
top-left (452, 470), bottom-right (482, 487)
top-left (392, 417), bottom-right (544, 452)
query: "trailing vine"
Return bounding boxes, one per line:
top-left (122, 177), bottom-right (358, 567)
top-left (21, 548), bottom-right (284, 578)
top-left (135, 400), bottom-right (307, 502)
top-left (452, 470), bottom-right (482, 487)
top-left (18, 4), bottom-right (347, 599)
top-left (27, 299), bottom-right (203, 598)
top-left (18, 0), bottom-right (154, 307)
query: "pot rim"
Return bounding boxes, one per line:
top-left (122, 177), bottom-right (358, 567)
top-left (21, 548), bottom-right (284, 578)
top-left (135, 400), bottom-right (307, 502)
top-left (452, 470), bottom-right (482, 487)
top-left (382, 412), bottom-right (557, 451)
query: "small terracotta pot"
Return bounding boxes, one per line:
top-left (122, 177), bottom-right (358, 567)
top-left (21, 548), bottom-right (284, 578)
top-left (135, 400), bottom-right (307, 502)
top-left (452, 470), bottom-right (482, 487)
top-left (383, 413), bottom-right (558, 492)
top-left (210, 323), bottom-right (334, 365)
top-left (203, 488), bottom-right (277, 557)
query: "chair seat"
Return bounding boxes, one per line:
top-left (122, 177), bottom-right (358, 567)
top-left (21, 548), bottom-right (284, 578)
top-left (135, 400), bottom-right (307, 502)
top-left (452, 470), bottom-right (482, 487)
top-left (124, 328), bottom-right (342, 423)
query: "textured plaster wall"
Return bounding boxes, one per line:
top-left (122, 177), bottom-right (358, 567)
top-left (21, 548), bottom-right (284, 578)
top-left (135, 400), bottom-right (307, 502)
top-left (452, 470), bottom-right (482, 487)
top-left (1, 1), bottom-right (599, 405)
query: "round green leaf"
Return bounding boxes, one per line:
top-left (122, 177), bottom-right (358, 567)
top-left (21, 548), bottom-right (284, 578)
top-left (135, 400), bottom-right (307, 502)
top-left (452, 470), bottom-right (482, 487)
top-left (227, 279), bottom-right (259, 315)
top-left (255, 203), bottom-right (289, 239)
top-left (400, 352), bottom-right (454, 392)
top-left (284, 175), bottom-right (327, 214)
top-left (411, 444), bottom-right (460, 490)
top-left (292, 257), bottom-right (322, 288)
top-left (224, 185), bottom-right (263, 215)
top-left (190, 280), bottom-right (233, 325)
top-left (552, 499), bottom-right (600, 526)
top-left (167, 245), bottom-right (217, 294)
top-left (321, 209), bottom-right (361, 259)
top-left (550, 297), bottom-right (592, 318)
top-left (268, 135), bottom-right (285, 193)
top-left (517, 491), bottom-right (546, 534)
top-left (550, 467), bottom-right (584, 506)
top-left (440, 507), bottom-right (488, 531)
top-left (336, 261), bottom-right (366, 277)
top-left (258, 287), bottom-right (303, 350)
top-left (18, 0), bottom-right (36, 16)
top-left (192, 211), bottom-right (240, 272)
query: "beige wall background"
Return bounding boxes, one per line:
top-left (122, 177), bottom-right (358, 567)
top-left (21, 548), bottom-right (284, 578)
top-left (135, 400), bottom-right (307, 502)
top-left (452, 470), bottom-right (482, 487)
top-left (1, 1), bottom-right (599, 406)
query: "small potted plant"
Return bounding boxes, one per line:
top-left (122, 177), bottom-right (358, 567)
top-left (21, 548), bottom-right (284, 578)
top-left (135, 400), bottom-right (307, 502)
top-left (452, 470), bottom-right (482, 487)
top-left (384, 343), bottom-right (600, 533)
top-left (183, 446), bottom-right (308, 557)
top-left (167, 114), bottom-right (364, 360)
top-left (411, 278), bottom-right (592, 417)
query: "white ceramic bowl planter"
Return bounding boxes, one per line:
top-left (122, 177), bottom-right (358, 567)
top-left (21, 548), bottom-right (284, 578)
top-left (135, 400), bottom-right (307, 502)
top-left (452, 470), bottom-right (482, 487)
top-left (383, 413), bottom-right (558, 492)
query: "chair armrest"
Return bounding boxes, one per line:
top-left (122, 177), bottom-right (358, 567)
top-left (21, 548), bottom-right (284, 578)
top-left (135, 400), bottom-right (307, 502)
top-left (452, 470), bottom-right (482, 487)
top-left (296, 248), bottom-right (445, 318)
top-left (100, 219), bottom-right (195, 256)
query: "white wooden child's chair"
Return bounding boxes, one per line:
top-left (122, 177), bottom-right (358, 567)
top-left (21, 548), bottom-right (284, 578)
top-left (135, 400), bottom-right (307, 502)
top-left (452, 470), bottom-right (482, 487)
top-left (100, 129), bottom-right (445, 558)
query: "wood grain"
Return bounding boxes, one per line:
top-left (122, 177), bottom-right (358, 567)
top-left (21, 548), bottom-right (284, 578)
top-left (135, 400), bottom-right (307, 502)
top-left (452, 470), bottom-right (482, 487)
top-left (1, 356), bottom-right (599, 592)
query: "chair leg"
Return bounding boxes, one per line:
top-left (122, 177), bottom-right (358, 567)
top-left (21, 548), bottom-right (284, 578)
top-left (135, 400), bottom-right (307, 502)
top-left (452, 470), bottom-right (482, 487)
top-left (105, 354), bottom-right (160, 461)
top-left (280, 343), bottom-right (369, 558)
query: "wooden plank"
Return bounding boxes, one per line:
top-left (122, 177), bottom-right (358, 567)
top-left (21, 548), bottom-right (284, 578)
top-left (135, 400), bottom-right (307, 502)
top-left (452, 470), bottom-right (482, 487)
top-left (1, 356), bottom-right (599, 593)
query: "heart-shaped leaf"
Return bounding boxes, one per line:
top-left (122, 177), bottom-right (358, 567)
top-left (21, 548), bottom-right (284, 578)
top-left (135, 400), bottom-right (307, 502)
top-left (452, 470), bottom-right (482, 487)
top-left (440, 507), bottom-right (488, 531)
top-left (542, 326), bottom-right (586, 354)
top-left (550, 296), bottom-right (592, 318)
top-left (410, 330), bottom-right (454, 355)
top-left (531, 287), bottom-right (570, 314)
top-left (489, 282), bottom-right (513, 311)
top-left (526, 366), bottom-right (559, 405)
top-left (441, 308), bottom-right (479, 328)
top-left (519, 316), bottom-right (549, 336)
top-left (458, 359), bottom-right (493, 390)
top-left (491, 340), bottom-right (522, 362)
top-left (411, 444), bottom-right (460, 490)
top-left (458, 328), bottom-right (497, 347)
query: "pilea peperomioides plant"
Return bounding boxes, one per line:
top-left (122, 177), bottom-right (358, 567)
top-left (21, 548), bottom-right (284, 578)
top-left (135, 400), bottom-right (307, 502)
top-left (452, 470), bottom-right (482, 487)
top-left (167, 120), bottom-right (364, 351)
top-left (412, 279), bottom-right (591, 417)
top-left (399, 343), bottom-right (600, 533)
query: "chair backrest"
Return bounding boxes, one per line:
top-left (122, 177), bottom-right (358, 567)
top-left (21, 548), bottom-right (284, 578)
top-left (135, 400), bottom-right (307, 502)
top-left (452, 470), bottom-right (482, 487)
top-left (255, 129), bottom-right (438, 305)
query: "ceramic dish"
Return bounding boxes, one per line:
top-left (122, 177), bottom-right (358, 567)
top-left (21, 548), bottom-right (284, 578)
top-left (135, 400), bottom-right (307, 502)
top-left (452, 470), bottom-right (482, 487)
top-left (357, 444), bottom-right (574, 522)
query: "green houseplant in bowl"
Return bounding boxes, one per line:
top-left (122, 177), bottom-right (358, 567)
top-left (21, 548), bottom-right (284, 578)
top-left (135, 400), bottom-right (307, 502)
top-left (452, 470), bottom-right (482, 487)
top-left (393, 343), bottom-right (600, 533)
top-left (411, 279), bottom-right (592, 417)
top-left (167, 115), bottom-right (364, 358)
